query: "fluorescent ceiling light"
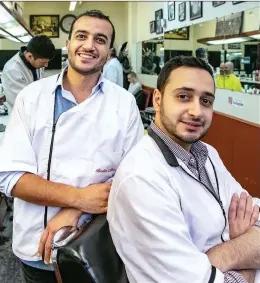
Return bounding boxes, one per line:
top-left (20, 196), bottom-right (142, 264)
top-left (250, 34), bottom-right (260, 40)
top-left (6, 25), bottom-right (28, 36)
top-left (0, 4), bottom-right (15, 24)
top-left (18, 35), bottom-right (33, 43)
top-left (0, 29), bottom-right (10, 37)
top-left (207, 37), bottom-right (251, 45)
top-left (69, 1), bottom-right (77, 11)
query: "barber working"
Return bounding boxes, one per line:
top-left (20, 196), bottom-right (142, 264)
top-left (0, 9), bottom-right (143, 283)
top-left (2, 35), bottom-right (55, 107)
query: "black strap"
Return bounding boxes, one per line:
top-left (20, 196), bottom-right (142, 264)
top-left (209, 266), bottom-right (216, 283)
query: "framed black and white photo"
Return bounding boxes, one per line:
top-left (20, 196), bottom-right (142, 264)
top-left (212, 2), bottom-right (225, 7)
top-left (168, 2), bottom-right (175, 21)
top-left (155, 9), bottom-right (163, 34)
top-left (189, 1), bottom-right (203, 21)
top-left (178, 2), bottom-right (186, 21)
top-left (215, 12), bottom-right (243, 36)
top-left (150, 21), bottom-right (155, 33)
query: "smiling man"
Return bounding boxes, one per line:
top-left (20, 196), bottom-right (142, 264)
top-left (108, 56), bottom-right (260, 283)
top-left (0, 10), bottom-right (143, 283)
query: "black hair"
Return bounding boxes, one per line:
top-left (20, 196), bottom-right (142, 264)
top-left (110, 47), bottom-right (117, 58)
top-left (26, 35), bottom-right (55, 60)
top-left (68, 10), bottom-right (115, 48)
top-left (157, 56), bottom-right (214, 94)
top-left (195, 48), bottom-right (207, 58)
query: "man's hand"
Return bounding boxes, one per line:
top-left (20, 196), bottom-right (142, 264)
top-left (38, 207), bottom-right (83, 264)
top-left (228, 192), bottom-right (259, 239)
top-left (77, 182), bottom-right (112, 213)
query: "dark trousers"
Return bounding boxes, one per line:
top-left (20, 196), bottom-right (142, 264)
top-left (21, 262), bottom-right (57, 283)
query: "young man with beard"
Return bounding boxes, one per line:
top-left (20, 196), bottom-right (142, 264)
top-left (108, 56), bottom-right (260, 283)
top-left (0, 10), bottom-right (143, 283)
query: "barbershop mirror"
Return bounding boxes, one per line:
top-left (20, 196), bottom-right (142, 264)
top-left (197, 6), bottom-right (260, 94)
top-left (141, 37), bottom-right (164, 75)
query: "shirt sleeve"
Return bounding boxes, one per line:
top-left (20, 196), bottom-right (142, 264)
top-left (224, 271), bottom-right (247, 283)
top-left (2, 68), bottom-right (28, 107)
top-left (103, 65), bottom-right (119, 85)
top-left (0, 172), bottom-right (25, 197)
top-left (0, 88), bottom-right (38, 185)
top-left (108, 169), bottom-right (225, 283)
top-left (131, 83), bottom-right (142, 96)
top-left (122, 99), bottom-right (144, 157)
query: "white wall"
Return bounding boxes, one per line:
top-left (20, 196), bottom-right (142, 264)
top-left (135, 1), bottom-right (260, 43)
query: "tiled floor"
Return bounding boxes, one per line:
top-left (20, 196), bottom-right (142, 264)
top-left (0, 199), bottom-right (25, 283)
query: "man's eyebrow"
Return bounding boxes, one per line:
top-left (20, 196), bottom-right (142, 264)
top-left (74, 30), bottom-right (108, 41)
top-left (174, 87), bottom-right (215, 98)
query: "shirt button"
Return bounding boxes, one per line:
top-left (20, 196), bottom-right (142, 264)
top-left (190, 158), bottom-right (195, 163)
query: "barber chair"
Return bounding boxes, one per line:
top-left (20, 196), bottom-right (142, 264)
top-left (52, 214), bottom-right (129, 283)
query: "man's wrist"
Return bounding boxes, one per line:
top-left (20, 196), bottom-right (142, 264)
top-left (67, 186), bottom-right (82, 210)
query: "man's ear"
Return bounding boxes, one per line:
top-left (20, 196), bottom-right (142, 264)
top-left (153, 89), bottom-right (162, 112)
top-left (106, 48), bottom-right (112, 62)
top-left (66, 40), bottom-right (70, 51)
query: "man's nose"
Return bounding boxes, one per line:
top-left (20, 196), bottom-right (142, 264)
top-left (82, 38), bottom-right (95, 50)
top-left (188, 100), bottom-right (203, 118)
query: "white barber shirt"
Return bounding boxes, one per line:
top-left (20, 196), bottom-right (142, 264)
top-left (0, 68), bottom-right (144, 263)
top-left (108, 127), bottom-right (260, 283)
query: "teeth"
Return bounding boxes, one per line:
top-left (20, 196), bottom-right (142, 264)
top-left (79, 54), bottom-right (95, 59)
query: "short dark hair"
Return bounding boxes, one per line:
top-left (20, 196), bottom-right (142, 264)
top-left (157, 56), bottom-right (214, 94)
top-left (68, 10), bottom-right (115, 48)
top-left (111, 47), bottom-right (117, 58)
top-left (195, 48), bottom-right (207, 59)
top-left (26, 35), bottom-right (55, 60)
top-left (128, 71), bottom-right (137, 78)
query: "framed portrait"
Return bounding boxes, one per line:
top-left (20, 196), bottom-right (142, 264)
top-left (189, 1), bottom-right (203, 21)
top-left (212, 2), bottom-right (225, 7)
top-left (232, 1), bottom-right (244, 4)
top-left (178, 2), bottom-right (186, 22)
top-left (30, 15), bottom-right (60, 38)
top-left (215, 12), bottom-right (243, 37)
top-left (150, 21), bottom-right (155, 33)
top-left (168, 2), bottom-right (175, 21)
top-left (155, 9), bottom-right (163, 34)
top-left (164, 27), bottom-right (189, 40)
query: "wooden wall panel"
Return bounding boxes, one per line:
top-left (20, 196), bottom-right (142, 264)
top-left (203, 112), bottom-right (260, 197)
top-left (203, 113), bottom-right (234, 173)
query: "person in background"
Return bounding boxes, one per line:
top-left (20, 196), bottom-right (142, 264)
top-left (108, 56), bottom-right (260, 283)
top-left (219, 62), bottom-right (225, 76)
top-left (102, 47), bottom-right (123, 87)
top-left (2, 35), bottom-right (55, 107)
top-left (195, 47), bottom-right (214, 74)
top-left (0, 10), bottom-right (143, 283)
top-left (127, 72), bottom-right (142, 96)
top-left (216, 61), bottom-right (243, 92)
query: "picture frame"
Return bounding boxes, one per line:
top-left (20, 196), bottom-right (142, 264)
top-left (215, 12), bottom-right (243, 37)
top-left (178, 2), bottom-right (186, 22)
top-left (164, 27), bottom-right (189, 40)
top-left (189, 1), bottom-right (203, 21)
top-left (168, 2), bottom-right (175, 21)
top-left (150, 21), bottom-right (155, 33)
top-left (212, 2), bottom-right (225, 7)
top-left (30, 15), bottom-right (60, 38)
top-left (155, 9), bottom-right (163, 34)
